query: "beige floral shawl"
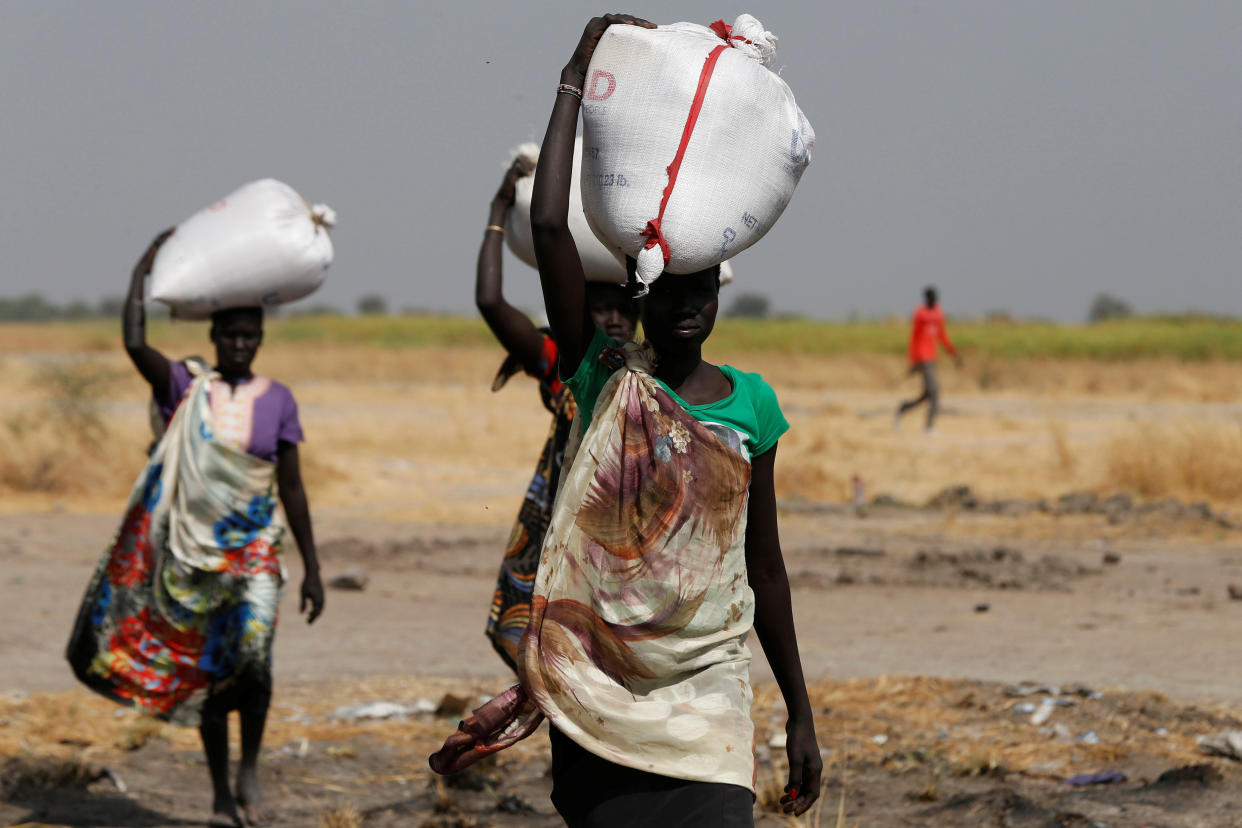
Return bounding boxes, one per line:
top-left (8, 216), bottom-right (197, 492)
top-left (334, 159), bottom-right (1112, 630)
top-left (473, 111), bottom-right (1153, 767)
top-left (432, 344), bottom-right (758, 791)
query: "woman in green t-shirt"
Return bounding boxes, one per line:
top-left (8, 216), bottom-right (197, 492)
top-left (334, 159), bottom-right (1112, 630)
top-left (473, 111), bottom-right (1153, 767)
top-left (431, 14), bottom-right (821, 826)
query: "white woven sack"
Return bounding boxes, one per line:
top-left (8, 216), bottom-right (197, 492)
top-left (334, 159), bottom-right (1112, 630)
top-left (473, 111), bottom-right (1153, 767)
top-left (150, 179), bottom-right (335, 319)
top-left (505, 138), bottom-right (627, 285)
top-left (580, 14), bottom-right (813, 292)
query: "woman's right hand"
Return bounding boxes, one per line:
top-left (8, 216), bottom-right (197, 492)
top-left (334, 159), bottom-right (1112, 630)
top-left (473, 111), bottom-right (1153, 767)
top-left (563, 14), bottom-right (655, 84)
top-left (131, 228), bottom-right (175, 284)
top-left (300, 572), bottom-right (325, 624)
top-left (781, 716), bottom-right (823, 816)
top-left (493, 156), bottom-right (535, 210)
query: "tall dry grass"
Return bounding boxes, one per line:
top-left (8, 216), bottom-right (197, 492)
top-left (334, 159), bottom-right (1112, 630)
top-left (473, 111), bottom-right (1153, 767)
top-left (0, 358), bottom-right (145, 498)
top-left (6, 319), bottom-right (1242, 517)
top-left (1105, 421), bottom-right (1242, 502)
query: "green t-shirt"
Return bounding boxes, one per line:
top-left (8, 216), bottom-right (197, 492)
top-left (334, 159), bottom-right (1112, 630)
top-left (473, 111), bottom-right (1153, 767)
top-left (564, 327), bottom-right (790, 459)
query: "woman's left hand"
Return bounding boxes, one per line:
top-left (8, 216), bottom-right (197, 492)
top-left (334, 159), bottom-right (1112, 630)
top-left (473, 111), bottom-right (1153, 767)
top-left (564, 14), bottom-right (656, 84)
top-left (493, 156), bottom-right (534, 209)
top-left (300, 572), bottom-right (325, 624)
top-left (781, 717), bottom-right (822, 815)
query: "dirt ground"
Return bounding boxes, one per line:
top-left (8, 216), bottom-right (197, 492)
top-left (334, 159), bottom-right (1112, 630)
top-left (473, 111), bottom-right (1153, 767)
top-left (3, 506), bottom-right (1242, 827)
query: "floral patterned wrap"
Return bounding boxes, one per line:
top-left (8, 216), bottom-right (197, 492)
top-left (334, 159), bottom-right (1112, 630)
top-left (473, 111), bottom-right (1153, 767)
top-left (433, 343), bottom-right (758, 791)
top-left (486, 334), bottom-right (578, 670)
top-left (67, 363), bottom-right (285, 726)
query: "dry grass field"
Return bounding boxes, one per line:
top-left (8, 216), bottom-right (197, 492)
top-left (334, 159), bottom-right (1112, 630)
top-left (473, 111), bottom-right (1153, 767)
top-left (4, 316), bottom-right (1242, 517)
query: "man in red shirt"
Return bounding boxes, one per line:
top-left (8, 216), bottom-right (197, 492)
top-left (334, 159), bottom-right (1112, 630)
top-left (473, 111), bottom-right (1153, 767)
top-left (895, 286), bottom-right (961, 431)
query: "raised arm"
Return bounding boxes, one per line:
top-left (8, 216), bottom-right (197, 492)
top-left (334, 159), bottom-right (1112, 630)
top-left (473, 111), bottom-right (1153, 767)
top-left (746, 445), bottom-right (822, 817)
top-left (531, 14), bottom-right (653, 375)
top-left (276, 441), bottom-right (324, 624)
top-left (123, 229), bottom-right (175, 399)
top-left (476, 156), bottom-right (545, 373)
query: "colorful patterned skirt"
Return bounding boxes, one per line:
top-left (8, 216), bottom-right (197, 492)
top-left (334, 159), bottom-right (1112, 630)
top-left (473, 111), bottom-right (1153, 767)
top-left (485, 389), bottom-right (576, 670)
top-left (66, 369), bottom-right (285, 726)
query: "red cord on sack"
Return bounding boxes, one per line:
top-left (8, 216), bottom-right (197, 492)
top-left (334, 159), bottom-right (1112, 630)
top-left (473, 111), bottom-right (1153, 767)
top-left (709, 20), bottom-right (755, 47)
top-left (639, 43), bottom-right (728, 265)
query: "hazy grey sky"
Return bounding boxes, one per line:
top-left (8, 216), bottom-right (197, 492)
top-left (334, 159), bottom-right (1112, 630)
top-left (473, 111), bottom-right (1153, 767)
top-left (2, 1), bottom-right (1239, 321)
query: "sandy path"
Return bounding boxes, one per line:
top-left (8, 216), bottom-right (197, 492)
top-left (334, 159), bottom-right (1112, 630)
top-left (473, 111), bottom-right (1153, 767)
top-left (5, 510), bottom-right (1240, 705)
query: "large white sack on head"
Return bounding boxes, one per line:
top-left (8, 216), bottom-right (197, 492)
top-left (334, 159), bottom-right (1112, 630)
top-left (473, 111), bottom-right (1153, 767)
top-left (580, 14), bottom-right (814, 292)
top-left (505, 138), bottom-right (627, 285)
top-left (150, 179), bottom-right (335, 319)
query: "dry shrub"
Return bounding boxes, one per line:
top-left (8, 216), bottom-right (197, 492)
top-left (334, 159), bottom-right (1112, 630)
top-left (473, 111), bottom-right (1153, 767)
top-left (0, 417), bottom-right (133, 493)
top-left (118, 716), bottom-right (168, 752)
top-left (1105, 421), bottom-right (1242, 502)
top-left (0, 755), bottom-right (105, 799)
top-left (0, 360), bottom-right (145, 496)
top-left (319, 806), bottom-right (364, 828)
top-left (325, 745), bottom-right (359, 759)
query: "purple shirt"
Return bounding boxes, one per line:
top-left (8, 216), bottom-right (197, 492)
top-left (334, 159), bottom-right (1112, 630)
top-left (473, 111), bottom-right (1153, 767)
top-left (157, 360), bottom-right (304, 462)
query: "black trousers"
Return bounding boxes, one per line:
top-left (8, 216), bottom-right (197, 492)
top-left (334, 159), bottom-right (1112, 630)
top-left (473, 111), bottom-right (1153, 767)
top-left (898, 360), bottom-right (941, 427)
top-left (549, 726), bottom-right (754, 828)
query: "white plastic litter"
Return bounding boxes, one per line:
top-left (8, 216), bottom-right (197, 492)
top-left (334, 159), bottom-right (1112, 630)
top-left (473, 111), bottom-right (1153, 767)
top-left (505, 139), bottom-right (627, 284)
top-left (1030, 699), bottom-right (1056, 726)
top-left (1199, 730), bottom-right (1242, 760)
top-left (332, 700), bottom-right (432, 721)
top-left (580, 14), bottom-right (814, 291)
top-left (150, 179), bottom-right (335, 319)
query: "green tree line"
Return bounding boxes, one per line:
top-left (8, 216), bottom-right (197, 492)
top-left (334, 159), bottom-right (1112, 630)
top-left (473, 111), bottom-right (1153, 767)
top-left (0, 293), bottom-right (130, 322)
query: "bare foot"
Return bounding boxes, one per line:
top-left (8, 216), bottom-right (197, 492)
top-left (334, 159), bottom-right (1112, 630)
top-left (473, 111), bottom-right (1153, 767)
top-left (236, 766), bottom-right (273, 825)
top-left (208, 797), bottom-right (241, 827)
top-left (239, 803), bottom-right (276, 826)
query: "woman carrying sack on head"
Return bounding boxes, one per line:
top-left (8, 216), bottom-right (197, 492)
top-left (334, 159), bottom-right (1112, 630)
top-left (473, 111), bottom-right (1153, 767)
top-left (67, 230), bottom-right (324, 828)
top-left (477, 155), bottom-right (638, 672)
top-left (433, 15), bottom-right (821, 825)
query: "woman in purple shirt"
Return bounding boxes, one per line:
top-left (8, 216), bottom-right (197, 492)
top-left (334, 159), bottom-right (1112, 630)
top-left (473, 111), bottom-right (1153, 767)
top-left (67, 230), bottom-right (324, 828)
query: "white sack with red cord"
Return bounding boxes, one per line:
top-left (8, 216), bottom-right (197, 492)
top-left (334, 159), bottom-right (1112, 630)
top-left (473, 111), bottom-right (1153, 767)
top-left (504, 138), bottom-right (627, 285)
top-left (579, 14), bottom-right (813, 292)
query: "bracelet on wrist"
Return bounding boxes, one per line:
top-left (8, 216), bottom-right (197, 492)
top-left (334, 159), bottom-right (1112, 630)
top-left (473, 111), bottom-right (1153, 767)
top-left (485, 224), bottom-right (505, 236)
top-left (556, 83), bottom-right (583, 101)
